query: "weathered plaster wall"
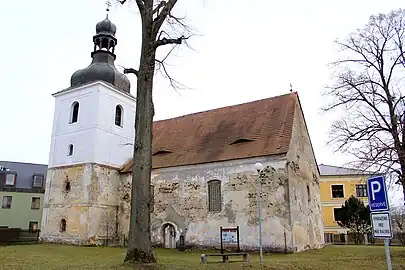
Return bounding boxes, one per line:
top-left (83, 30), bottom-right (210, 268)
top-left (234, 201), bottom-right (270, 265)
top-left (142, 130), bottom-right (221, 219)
top-left (40, 163), bottom-right (120, 245)
top-left (286, 100), bottom-right (324, 252)
top-left (119, 156), bottom-right (295, 252)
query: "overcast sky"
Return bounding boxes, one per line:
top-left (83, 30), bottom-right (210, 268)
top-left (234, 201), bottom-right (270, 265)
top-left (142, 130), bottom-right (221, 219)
top-left (0, 0), bottom-right (403, 201)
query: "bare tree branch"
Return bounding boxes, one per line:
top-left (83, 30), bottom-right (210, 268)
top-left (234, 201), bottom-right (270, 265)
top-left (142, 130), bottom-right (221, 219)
top-left (152, 0), bottom-right (178, 36)
top-left (323, 9), bottom-right (405, 194)
top-left (123, 68), bottom-right (139, 77)
top-left (155, 35), bottom-right (189, 48)
top-left (119, 0), bottom-right (145, 13)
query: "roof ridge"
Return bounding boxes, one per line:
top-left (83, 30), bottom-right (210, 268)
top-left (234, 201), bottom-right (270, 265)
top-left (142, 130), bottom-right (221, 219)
top-left (0, 160), bottom-right (48, 166)
top-left (154, 92), bottom-right (297, 123)
top-left (319, 164), bottom-right (360, 170)
top-left (276, 95), bottom-right (296, 151)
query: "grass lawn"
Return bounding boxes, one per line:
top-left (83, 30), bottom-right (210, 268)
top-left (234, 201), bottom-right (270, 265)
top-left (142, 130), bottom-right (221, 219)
top-left (0, 244), bottom-right (405, 270)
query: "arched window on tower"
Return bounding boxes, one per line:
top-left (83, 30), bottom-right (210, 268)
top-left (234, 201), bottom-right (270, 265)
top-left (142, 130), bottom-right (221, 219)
top-left (67, 144), bottom-right (74, 156)
top-left (60, 219), bottom-right (67, 232)
top-left (208, 180), bottom-right (222, 212)
top-left (115, 105), bottom-right (123, 127)
top-left (70, 101), bottom-right (79, 124)
top-left (307, 185), bottom-right (311, 202)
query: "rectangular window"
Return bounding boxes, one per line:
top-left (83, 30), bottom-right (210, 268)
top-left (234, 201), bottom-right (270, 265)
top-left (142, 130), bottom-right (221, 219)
top-left (5, 173), bottom-right (16, 186)
top-left (2, 196), bottom-right (12, 209)
top-left (334, 208), bottom-right (343, 221)
top-left (208, 180), bottom-right (222, 212)
top-left (29, 221), bottom-right (38, 232)
top-left (331, 184), bottom-right (344, 198)
top-left (356, 184), bottom-right (368, 197)
top-left (32, 175), bottom-right (44, 188)
top-left (31, 197), bottom-right (40, 209)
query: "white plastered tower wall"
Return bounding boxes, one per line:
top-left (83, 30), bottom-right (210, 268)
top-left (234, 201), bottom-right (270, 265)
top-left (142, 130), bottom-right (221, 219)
top-left (40, 14), bottom-right (136, 244)
top-left (46, 82), bottom-right (135, 169)
top-left (40, 81), bottom-right (135, 244)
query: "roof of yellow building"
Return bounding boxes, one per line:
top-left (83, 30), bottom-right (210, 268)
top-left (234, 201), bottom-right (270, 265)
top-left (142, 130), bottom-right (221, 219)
top-left (318, 164), bottom-right (375, 176)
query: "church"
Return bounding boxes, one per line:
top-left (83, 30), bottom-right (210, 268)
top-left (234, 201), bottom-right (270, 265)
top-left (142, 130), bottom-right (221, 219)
top-left (39, 16), bottom-right (324, 253)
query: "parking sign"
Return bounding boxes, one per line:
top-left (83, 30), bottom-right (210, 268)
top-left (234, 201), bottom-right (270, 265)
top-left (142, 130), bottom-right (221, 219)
top-left (367, 175), bottom-right (390, 212)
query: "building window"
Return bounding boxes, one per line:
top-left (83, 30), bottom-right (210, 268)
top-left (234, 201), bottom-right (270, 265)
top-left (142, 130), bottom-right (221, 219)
top-left (331, 184), bottom-right (344, 198)
top-left (70, 101), bottom-right (79, 124)
top-left (208, 180), bottom-right (221, 212)
top-left (65, 181), bottom-right (71, 192)
top-left (60, 219), bottom-right (67, 232)
top-left (68, 144), bottom-right (74, 156)
top-left (307, 185), bottom-right (311, 202)
top-left (5, 173), bottom-right (16, 186)
top-left (334, 208), bottom-right (343, 221)
top-left (2, 196), bottom-right (12, 209)
top-left (29, 221), bottom-right (38, 232)
top-left (31, 197), bottom-right (40, 209)
top-left (33, 175), bottom-right (44, 188)
top-left (115, 105), bottom-right (123, 127)
top-left (356, 184), bottom-right (368, 197)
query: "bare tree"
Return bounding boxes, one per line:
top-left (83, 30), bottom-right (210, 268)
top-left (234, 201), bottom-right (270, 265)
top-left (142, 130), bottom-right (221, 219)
top-left (391, 205), bottom-right (405, 244)
top-left (323, 9), bottom-right (405, 195)
top-left (117, 0), bottom-right (191, 264)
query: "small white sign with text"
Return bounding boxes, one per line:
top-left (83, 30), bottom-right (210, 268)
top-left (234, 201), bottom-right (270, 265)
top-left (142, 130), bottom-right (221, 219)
top-left (371, 212), bottom-right (393, 239)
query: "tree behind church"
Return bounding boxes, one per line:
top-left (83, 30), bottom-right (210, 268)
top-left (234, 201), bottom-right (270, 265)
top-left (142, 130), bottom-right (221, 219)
top-left (118, 0), bottom-right (190, 264)
top-left (335, 195), bottom-right (371, 244)
top-left (322, 9), bottom-right (405, 195)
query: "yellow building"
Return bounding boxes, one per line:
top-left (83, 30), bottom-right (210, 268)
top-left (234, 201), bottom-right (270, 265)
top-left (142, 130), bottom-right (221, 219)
top-left (319, 164), bottom-right (371, 234)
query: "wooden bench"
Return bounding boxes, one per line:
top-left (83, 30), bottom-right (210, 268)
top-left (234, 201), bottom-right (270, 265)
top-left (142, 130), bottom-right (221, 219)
top-left (200, 252), bottom-right (249, 263)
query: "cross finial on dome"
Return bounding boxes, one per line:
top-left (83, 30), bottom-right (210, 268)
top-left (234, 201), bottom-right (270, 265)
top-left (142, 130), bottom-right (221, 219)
top-left (105, 0), bottom-right (112, 18)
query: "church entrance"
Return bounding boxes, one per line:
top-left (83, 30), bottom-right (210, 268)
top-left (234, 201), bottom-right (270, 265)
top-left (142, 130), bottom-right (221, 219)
top-left (162, 223), bottom-right (176, 249)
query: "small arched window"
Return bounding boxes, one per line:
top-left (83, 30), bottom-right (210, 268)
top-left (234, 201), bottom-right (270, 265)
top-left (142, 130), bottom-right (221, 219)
top-left (307, 185), bottom-right (311, 202)
top-left (68, 144), bottom-right (74, 156)
top-left (70, 101), bottom-right (79, 124)
top-left (115, 105), bottom-right (123, 127)
top-left (65, 181), bottom-right (71, 192)
top-left (208, 180), bottom-right (222, 212)
top-left (60, 219), bottom-right (67, 232)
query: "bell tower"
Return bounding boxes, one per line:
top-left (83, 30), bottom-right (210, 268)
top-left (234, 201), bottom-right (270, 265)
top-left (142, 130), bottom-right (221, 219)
top-left (40, 13), bottom-right (135, 245)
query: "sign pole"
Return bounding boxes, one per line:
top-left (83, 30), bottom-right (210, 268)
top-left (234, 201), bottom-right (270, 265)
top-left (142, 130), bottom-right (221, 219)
top-left (367, 175), bottom-right (393, 270)
top-left (257, 169), bottom-right (263, 264)
top-left (384, 239), bottom-right (392, 270)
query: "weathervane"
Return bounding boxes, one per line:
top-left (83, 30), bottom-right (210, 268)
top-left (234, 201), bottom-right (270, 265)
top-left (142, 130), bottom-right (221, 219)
top-left (105, 0), bottom-right (112, 18)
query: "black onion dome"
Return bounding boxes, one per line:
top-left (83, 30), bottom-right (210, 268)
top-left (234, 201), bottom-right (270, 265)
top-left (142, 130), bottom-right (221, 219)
top-left (96, 17), bottom-right (117, 36)
top-left (70, 51), bottom-right (130, 93)
top-left (69, 17), bottom-right (130, 93)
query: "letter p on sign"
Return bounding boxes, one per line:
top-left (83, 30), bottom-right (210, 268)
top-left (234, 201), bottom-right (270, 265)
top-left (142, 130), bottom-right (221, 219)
top-left (371, 181), bottom-right (381, 201)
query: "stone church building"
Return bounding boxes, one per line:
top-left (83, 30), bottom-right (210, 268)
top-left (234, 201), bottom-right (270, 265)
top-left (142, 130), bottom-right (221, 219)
top-left (39, 16), bottom-right (324, 253)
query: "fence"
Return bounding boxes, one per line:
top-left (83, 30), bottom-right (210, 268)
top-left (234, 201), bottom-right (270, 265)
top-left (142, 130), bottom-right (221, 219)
top-left (0, 228), bottom-right (40, 245)
top-left (324, 232), bottom-right (405, 246)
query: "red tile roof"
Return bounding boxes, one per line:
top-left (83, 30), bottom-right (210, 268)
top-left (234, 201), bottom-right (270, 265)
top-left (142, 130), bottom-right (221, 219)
top-left (121, 92), bottom-right (298, 172)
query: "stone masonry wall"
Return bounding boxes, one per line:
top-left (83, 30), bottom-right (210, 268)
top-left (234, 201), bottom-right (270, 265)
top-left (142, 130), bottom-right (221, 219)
top-left (118, 156), bottom-right (294, 252)
top-left (40, 163), bottom-right (120, 245)
top-left (286, 100), bottom-right (325, 252)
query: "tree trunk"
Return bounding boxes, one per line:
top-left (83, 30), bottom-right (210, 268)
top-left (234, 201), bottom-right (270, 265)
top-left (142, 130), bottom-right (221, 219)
top-left (124, 31), bottom-right (157, 263)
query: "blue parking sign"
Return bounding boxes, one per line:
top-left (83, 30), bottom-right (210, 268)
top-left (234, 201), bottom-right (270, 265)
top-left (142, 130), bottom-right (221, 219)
top-left (367, 175), bottom-right (390, 212)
